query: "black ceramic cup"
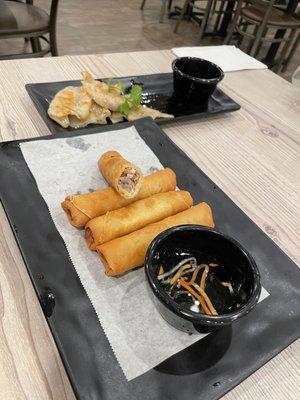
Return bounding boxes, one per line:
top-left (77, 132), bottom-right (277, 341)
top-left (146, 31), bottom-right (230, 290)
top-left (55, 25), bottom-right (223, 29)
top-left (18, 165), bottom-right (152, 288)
top-left (145, 225), bottom-right (261, 334)
top-left (172, 57), bottom-right (224, 103)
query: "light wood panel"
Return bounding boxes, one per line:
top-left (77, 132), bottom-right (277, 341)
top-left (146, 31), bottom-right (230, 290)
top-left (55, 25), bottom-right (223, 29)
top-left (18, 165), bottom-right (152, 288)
top-left (0, 50), bottom-right (299, 400)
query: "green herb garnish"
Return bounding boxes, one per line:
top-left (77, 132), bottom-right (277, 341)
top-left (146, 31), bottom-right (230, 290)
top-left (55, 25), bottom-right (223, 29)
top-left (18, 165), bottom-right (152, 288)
top-left (119, 84), bottom-right (142, 117)
top-left (119, 99), bottom-right (131, 117)
top-left (129, 84), bottom-right (142, 107)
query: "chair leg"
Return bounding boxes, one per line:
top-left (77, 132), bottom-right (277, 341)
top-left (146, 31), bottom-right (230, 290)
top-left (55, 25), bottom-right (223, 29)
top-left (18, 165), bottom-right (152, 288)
top-left (211, 0), bottom-right (217, 17)
top-left (186, 0), bottom-right (195, 21)
top-left (30, 37), bottom-right (42, 53)
top-left (250, 32), bottom-right (262, 57)
top-left (224, 0), bottom-right (243, 44)
top-left (239, 23), bottom-right (249, 47)
top-left (198, 0), bottom-right (214, 43)
top-left (168, 0), bottom-right (173, 11)
top-left (141, 0), bottom-right (146, 10)
top-left (274, 28), bottom-right (297, 73)
top-left (213, 0), bottom-right (225, 33)
top-left (246, 24), bottom-right (259, 53)
top-left (174, 0), bottom-right (190, 33)
top-left (159, 0), bottom-right (168, 23)
top-left (282, 30), bottom-right (300, 73)
top-left (253, 26), bottom-right (267, 58)
top-left (50, 29), bottom-right (58, 56)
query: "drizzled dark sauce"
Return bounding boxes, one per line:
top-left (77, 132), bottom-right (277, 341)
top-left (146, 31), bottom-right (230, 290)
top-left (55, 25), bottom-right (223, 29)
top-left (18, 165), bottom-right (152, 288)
top-left (155, 250), bottom-right (248, 316)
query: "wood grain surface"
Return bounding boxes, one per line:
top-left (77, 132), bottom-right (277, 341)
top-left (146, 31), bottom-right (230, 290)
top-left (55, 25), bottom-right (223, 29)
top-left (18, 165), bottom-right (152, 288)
top-left (0, 50), bottom-right (299, 400)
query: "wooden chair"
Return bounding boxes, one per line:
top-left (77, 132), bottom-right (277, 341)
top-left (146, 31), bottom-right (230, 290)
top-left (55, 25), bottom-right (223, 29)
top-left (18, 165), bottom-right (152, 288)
top-left (0, 0), bottom-right (59, 60)
top-left (224, 1), bottom-right (300, 71)
top-left (141, 0), bottom-right (173, 23)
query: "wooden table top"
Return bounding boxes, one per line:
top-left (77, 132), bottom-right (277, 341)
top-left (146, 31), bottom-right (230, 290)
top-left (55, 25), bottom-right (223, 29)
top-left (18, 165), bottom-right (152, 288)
top-left (0, 50), bottom-right (299, 400)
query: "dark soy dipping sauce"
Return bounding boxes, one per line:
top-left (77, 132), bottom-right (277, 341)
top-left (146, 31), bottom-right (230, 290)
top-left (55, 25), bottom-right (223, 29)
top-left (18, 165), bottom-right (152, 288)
top-left (156, 250), bottom-right (248, 315)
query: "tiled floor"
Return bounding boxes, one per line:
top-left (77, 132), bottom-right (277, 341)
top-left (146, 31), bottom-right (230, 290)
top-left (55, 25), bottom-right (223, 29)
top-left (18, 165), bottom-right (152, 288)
top-left (0, 0), bottom-right (299, 81)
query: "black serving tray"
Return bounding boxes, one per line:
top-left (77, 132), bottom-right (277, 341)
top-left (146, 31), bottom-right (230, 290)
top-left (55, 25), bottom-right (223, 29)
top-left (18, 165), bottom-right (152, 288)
top-left (26, 72), bottom-right (240, 133)
top-left (0, 118), bottom-right (299, 400)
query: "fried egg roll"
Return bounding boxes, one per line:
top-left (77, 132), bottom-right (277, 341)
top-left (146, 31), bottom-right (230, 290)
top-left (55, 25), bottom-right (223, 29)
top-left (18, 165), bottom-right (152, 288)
top-left (61, 168), bottom-right (176, 228)
top-left (98, 151), bottom-right (143, 199)
top-left (85, 191), bottom-right (193, 249)
top-left (97, 202), bottom-right (214, 276)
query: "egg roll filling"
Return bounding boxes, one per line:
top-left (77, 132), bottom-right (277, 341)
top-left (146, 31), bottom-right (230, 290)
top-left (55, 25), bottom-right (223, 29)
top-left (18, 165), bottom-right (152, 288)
top-left (118, 167), bottom-right (140, 193)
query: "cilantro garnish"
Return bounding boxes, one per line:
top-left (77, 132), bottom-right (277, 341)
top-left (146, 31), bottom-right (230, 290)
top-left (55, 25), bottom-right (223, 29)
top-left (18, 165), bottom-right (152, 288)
top-left (119, 84), bottom-right (142, 117)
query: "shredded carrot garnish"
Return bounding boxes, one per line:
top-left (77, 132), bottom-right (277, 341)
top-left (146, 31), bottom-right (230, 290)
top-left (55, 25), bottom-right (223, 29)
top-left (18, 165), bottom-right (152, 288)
top-left (200, 265), bottom-right (209, 290)
top-left (170, 264), bottom-right (193, 285)
top-left (188, 264), bottom-right (205, 285)
top-left (192, 283), bottom-right (218, 316)
top-left (179, 279), bottom-right (211, 315)
top-left (158, 266), bottom-right (164, 276)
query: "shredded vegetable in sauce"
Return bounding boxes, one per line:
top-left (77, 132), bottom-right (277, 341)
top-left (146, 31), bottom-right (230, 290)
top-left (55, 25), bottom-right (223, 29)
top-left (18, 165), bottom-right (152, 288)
top-left (157, 257), bottom-right (236, 316)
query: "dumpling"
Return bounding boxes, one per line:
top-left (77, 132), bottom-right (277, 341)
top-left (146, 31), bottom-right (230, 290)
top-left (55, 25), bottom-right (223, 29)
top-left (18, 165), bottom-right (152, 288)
top-left (127, 106), bottom-right (174, 121)
top-left (69, 102), bottom-right (111, 128)
top-left (110, 111), bottom-right (124, 124)
top-left (81, 71), bottom-right (124, 112)
top-left (48, 86), bottom-right (92, 128)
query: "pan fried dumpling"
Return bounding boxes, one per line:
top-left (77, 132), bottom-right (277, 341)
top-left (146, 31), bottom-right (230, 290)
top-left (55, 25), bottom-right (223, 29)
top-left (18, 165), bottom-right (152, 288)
top-left (110, 111), bottom-right (124, 124)
top-left (81, 71), bottom-right (124, 112)
top-left (127, 106), bottom-right (174, 121)
top-left (69, 102), bottom-right (111, 129)
top-left (48, 86), bottom-right (92, 128)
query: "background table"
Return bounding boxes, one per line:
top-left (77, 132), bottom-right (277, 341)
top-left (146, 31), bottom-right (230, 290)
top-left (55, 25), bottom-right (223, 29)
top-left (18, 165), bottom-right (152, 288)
top-left (0, 50), bottom-right (299, 400)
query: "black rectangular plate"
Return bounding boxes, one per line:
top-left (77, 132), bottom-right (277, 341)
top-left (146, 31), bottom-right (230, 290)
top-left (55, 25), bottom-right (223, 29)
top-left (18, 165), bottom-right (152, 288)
top-left (0, 118), bottom-right (299, 400)
top-left (26, 72), bottom-right (240, 133)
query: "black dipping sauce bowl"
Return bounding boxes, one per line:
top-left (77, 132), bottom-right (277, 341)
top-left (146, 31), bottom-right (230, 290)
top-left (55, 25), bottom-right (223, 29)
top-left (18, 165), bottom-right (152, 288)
top-left (145, 225), bottom-right (261, 334)
top-left (172, 57), bottom-right (224, 103)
